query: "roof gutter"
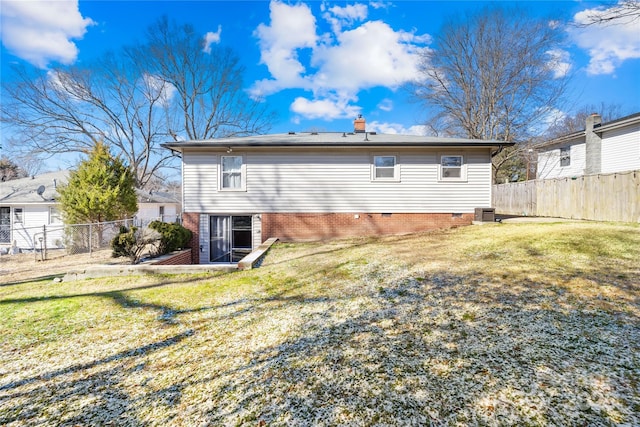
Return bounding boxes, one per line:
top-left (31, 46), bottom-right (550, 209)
top-left (594, 115), bottom-right (640, 133)
top-left (161, 141), bottom-right (514, 151)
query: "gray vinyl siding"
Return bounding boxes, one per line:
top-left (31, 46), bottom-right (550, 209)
top-left (183, 148), bottom-right (492, 214)
top-left (183, 152), bottom-right (219, 212)
top-left (601, 124), bottom-right (640, 174)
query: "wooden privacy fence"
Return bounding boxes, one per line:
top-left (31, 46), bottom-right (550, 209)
top-left (492, 170), bottom-right (640, 223)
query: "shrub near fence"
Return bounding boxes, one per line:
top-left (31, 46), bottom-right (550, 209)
top-left (492, 170), bottom-right (640, 222)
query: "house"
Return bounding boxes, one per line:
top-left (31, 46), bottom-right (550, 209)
top-left (0, 171), bottom-right (66, 252)
top-left (162, 117), bottom-right (513, 264)
top-left (134, 189), bottom-right (181, 226)
top-left (536, 112), bottom-right (640, 179)
top-left (0, 171), bottom-right (180, 251)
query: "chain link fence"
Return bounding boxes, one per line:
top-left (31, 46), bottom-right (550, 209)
top-left (63, 219), bottom-right (137, 256)
top-left (2, 215), bottom-right (183, 261)
top-left (1, 219), bottom-right (134, 261)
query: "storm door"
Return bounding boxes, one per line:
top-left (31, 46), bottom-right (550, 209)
top-left (209, 215), bottom-right (252, 263)
top-left (210, 216), bottom-right (231, 263)
top-left (0, 207), bottom-right (10, 244)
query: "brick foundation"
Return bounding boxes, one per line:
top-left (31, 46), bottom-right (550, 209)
top-left (182, 212), bottom-right (200, 264)
top-left (181, 212), bottom-right (474, 262)
top-left (261, 212), bottom-right (473, 242)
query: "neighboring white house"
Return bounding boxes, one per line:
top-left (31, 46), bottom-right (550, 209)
top-left (135, 189), bottom-right (181, 225)
top-left (162, 117), bottom-right (512, 264)
top-left (0, 171), bottom-right (180, 251)
top-left (536, 112), bottom-right (640, 179)
top-left (0, 171), bottom-right (66, 252)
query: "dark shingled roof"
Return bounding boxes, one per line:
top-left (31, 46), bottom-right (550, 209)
top-left (162, 132), bottom-right (514, 152)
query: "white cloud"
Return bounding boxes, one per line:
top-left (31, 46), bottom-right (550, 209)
top-left (0, 0), bottom-right (94, 68)
top-left (322, 2), bottom-right (368, 34)
top-left (141, 74), bottom-right (177, 107)
top-left (367, 121), bottom-right (428, 135)
top-left (203, 26), bottom-right (222, 53)
top-left (547, 49), bottom-right (572, 78)
top-left (369, 1), bottom-right (392, 11)
top-left (312, 21), bottom-right (426, 92)
top-left (252, 0), bottom-right (317, 94)
top-left (377, 98), bottom-right (393, 112)
top-left (290, 96), bottom-right (360, 120)
top-left (529, 107), bottom-right (567, 135)
top-left (251, 1), bottom-right (430, 122)
top-left (571, 4), bottom-right (640, 75)
top-left (46, 69), bottom-right (86, 100)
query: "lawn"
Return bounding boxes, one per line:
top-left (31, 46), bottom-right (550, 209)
top-left (1, 221), bottom-right (639, 426)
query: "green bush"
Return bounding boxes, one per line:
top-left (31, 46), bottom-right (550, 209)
top-left (149, 221), bottom-right (192, 254)
top-left (111, 226), bottom-right (162, 264)
top-left (112, 226), bottom-right (136, 259)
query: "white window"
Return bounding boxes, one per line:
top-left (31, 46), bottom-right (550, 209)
top-left (439, 155), bottom-right (466, 181)
top-left (220, 155), bottom-right (245, 190)
top-left (372, 155), bottom-right (399, 181)
top-left (49, 207), bottom-right (62, 224)
top-left (13, 207), bottom-right (23, 224)
top-left (560, 147), bottom-right (570, 167)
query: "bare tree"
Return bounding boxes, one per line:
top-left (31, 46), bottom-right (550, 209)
top-left (1, 17), bottom-right (275, 188)
top-left (131, 16), bottom-right (275, 141)
top-left (1, 56), bottom-right (173, 188)
top-left (574, 0), bottom-right (640, 26)
top-left (0, 157), bottom-right (27, 181)
top-left (491, 142), bottom-right (539, 183)
top-left (544, 103), bottom-right (628, 139)
top-left (413, 7), bottom-right (570, 144)
top-left (411, 7), bottom-right (570, 182)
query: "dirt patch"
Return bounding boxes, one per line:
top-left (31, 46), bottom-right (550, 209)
top-left (0, 249), bottom-right (129, 284)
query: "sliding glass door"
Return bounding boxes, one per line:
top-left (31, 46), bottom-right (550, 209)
top-left (209, 215), bottom-right (252, 263)
top-left (209, 216), bottom-right (231, 263)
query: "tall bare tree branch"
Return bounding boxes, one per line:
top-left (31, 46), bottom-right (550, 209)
top-left (573, 0), bottom-right (640, 27)
top-left (412, 7), bottom-right (570, 144)
top-left (1, 16), bottom-right (275, 188)
top-left (130, 16), bottom-right (276, 141)
top-left (410, 7), bottom-right (571, 182)
top-left (2, 57), bottom-right (177, 188)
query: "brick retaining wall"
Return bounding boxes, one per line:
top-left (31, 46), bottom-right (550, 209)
top-left (151, 249), bottom-right (193, 265)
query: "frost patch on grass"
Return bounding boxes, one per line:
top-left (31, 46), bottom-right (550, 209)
top-left (1, 223), bottom-right (639, 426)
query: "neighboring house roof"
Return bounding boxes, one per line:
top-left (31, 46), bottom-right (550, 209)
top-left (0, 170), bottom-right (67, 204)
top-left (535, 112), bottom-right (640, 150)
top-left (0, 170), bottom-right (180, 205)
top-left (162, 132), bottom-right (514, 152)
top-left (135, 189), bottom-right (180, 204)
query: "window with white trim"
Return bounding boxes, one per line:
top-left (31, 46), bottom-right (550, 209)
top-left (439, 155), bottom-right (466, 181)
top-left (14, 207), bottom-right (23, 224)
top-left (372, 155), bottom-right (399, 181)
top-left (49, 207), bottom-right (62, 224)
top-left (560, 147), bottom-right (570, 167)
top-left (220, 155), bottom-right (245, 190)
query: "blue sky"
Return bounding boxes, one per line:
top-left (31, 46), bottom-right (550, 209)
top-left (1, 0), bottom-right (639, 138)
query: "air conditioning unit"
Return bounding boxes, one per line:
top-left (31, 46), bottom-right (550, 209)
top-left (474, 207), bottom-right (495, 222)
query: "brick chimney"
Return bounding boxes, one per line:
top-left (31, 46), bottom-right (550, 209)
top-left (354, 114), bottom-right (366, 133)
top-left (585, 113), bottom-right (602, 175)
